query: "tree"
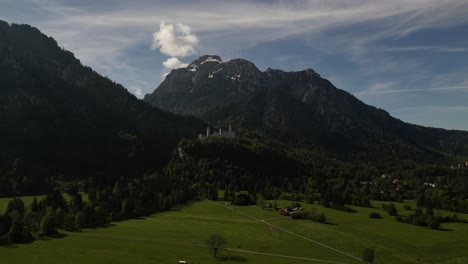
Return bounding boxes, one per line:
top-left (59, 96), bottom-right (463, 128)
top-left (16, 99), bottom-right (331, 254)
top-left (206, 234), bottom-right (226, 257)
top-left (362, 247), bottom-right (375, 264)
top-left (23, 211), bottom-right (41, 238)
top-left (40, 213), bottom-right (57, 236)
top-left (233, 193), bottom-right (253, 206)
top-left (257, 195), bottom-right (265, 209)
top-left (427, 215), bottom-right (440, 229)
top-left (7, 221), bottom-right (23, 243)
top-left (6, 198), bottom-right (25, 215)
top-left (30, 197), bottom-right (39, 212)
top-left (63, 213), bottom-right (77, 231)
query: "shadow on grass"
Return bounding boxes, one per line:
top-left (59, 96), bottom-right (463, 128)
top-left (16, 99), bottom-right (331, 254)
top-left (170, 199), bottom-right (202, 211)
top-left (37, 232), bottom-right (68, 241)
top-left (0, 243), bottom-right (18, 248)
top-left (219, 255), bottom-right (248, 262)
top-left (100, 223), bottom-right (116, 228)
top-left (437, 227), bottom-right (453, 232)
top-left (48, 232), bottom-right (68, 239)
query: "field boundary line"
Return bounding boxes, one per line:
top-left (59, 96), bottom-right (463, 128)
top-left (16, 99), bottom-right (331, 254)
top-left (226, 247), bottom-right (353, 264)
top-left (70, 233), bottom-right (352, 264)
top-left (202, 198), bottom-right (362, 262)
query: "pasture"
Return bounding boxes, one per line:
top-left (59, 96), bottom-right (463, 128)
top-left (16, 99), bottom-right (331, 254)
top-left (0, 196), bottom-right (467, 263)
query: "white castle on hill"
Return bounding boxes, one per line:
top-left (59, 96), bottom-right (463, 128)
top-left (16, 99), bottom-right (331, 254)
top-left (199, 123), bottom-right (235, 139)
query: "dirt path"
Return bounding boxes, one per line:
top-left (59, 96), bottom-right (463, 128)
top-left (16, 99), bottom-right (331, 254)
top-left (202, 198), bottom-right (362, 262)
top-left (71, 232), bottom-right (352, 264)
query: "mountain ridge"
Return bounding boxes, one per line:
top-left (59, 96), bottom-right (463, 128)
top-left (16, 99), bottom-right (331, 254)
top-left (145, 55), bottom-right (468, 162)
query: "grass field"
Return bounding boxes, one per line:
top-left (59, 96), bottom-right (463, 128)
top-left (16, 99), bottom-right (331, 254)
top-left (1, 197), bottom-right (467, 263)
top-left (235, 200), bottom-right (468, 264)
top-left (0, 193), bottom-right (85, 213)
top-left (0, 195), bottom-right (43, 212)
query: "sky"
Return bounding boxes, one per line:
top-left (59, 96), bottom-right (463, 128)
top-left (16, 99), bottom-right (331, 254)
top-left (1, 0), bottom-right (468, 130)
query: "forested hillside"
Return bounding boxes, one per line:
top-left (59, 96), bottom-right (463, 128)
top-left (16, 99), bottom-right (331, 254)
top-left (0, 21), bottom-right (204, 196)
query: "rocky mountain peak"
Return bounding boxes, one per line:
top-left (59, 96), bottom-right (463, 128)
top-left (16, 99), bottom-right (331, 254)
top-left (189, 55), bottom-right (222, 66)
top-left (304, 68), bottom-right (321, 78)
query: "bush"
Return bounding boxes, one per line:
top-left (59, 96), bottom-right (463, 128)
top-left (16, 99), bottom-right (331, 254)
top-left (291, 202), bottom-right (302, 208)
top-left (316, 213), bottom-right (326, 223)
top-left (427, 216), bottom-right (440, 229)
top-left (290, 211), bottom-right (309, 219)
top-left (233, 193), bottom-right (254, 206)
top-left (309, 209), bottom-right (327, 223)
top-left (382, 203), bottom-right (398, 216)
top-left (40, 214), bottom-right (57, 236)
top-left (341, 206), bottom-right (356, 213)
top-left (368, 212), bottom-right (382, 219)
top-left (443, 213), bottom-right (467, 223)
top-left (362, 247), bottom-right (375, 263)
top-left (403, 205), bottom-right (412, 210)
top-left (397, 196), bottom-right (404, 203)
top-left (387, 203), bottom-right (398, 216)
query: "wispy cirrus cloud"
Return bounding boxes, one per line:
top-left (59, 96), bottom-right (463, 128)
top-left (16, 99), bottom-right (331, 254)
top-left (356, 86), bottom-right (468, 95)
top-left (382, 45), bottom-right (468, 53)
top-left (1, 0), bottom-right (468, 129)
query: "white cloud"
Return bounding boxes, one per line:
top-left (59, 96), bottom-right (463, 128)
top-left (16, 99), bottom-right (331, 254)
top-left (152, 21), bottom-right (199, 57)
top-left (128, 86), bottom-right (143, 99)
top-left (163, 57), bottom-right (188, 69)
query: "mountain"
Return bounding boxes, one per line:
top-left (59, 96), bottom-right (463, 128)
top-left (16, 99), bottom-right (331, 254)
top-left (0, 21), bottom-right (204, 195)
top-left (145, 55), bottom-right (468, 163)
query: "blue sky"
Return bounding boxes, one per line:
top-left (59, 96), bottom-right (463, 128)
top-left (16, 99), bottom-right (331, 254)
top-left (1, 0), bottom-right (468, 130)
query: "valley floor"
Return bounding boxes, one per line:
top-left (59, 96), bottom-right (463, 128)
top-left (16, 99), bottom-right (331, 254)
top-left (1, 198), bottom-right (467, 263)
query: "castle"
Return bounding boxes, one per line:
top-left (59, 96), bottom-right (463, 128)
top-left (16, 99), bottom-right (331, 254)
top-left (199, 123), bottom-right (235, 139)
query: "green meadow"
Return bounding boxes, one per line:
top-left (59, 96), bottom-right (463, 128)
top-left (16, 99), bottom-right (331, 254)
top-left (0, 195), bottom-right (42, 212)
top-left (0, 197), bottom-right (467, 264)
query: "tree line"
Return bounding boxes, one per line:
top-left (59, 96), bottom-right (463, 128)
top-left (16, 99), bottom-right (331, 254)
top-left (0, 173), bottom-right (195, 245)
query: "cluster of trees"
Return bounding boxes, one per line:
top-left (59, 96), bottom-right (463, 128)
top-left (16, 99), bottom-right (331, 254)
top-left (396, 208), bottom-right (441, 229)
top-left (289, 208), bottom-right (327, 223)
top-left (0, 195), bottom-right (63, 244)
top-left (382, 203), bottom-right (398, 216)
top-left (0, 172), bottom-right (195, 245)
top-left (232, 193), bottom-right (254, 206)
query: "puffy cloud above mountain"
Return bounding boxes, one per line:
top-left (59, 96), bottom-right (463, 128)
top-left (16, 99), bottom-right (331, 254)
top-left (152, 21), bottom-right (198, 57)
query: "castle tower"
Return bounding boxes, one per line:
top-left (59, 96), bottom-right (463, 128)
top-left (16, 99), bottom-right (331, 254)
top-left (206, 126), bottom-right (210, 137)
top-left (219, 128), bottom-right (222, 135)
top-left (229, 122), bottom-right (232, 132)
